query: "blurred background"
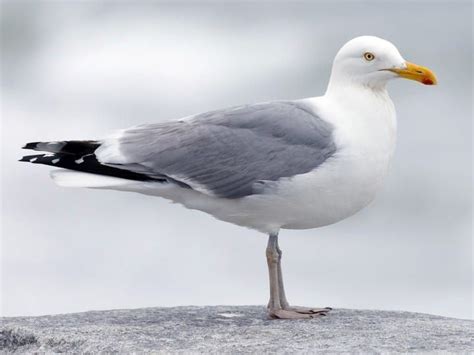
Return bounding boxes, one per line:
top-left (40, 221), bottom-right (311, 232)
top-left (1, 1), bottom-right (472, 319)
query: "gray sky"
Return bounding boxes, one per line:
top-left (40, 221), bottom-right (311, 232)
top-left (1, 1), bottom-right (472, 319)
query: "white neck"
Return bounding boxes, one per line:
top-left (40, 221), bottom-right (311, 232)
top-left (321, 68), bottom-right (394, 122)
top-left (325, 75), bottom-right (390, 101)
top-left (317, 75), bottom-right (397, 158)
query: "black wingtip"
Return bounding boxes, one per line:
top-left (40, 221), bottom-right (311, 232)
top-left (22, 142), bottom-right (40, 150)
top-left (19, 154), bottom-right (44, 163)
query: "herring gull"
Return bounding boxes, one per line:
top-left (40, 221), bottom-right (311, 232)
top-left (20, 36), bottom-right (437, 319)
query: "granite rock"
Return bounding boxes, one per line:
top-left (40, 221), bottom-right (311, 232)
top-left (1, 306), bottom-right (472, 353)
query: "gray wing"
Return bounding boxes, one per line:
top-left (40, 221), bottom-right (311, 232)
top-left (97, 101), bottom-right (336, 198)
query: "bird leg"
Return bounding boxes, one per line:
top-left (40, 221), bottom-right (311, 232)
top-left (275, 237), bottom-right (290, 309)
top-left (266, 234), bottom-right (282, 311)
top-left (266, 233), bottom-right (332, 319)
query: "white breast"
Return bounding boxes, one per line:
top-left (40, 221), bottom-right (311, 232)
top-left (273, 89), bottom-right (397, 230)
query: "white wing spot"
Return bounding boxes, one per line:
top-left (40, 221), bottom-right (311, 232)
top-left (75, 157), bottom-right (84, 164)
top-left (52, 158), bottom-right (60, 164)
top-left (30, 157), bottom-right (37, 162)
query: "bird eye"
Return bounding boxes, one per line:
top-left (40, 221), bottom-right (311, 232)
top-left (364, 52), bottom-right (375, 61)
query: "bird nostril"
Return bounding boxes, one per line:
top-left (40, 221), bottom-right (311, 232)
top-left (415, 70), bottom-right (423, 74)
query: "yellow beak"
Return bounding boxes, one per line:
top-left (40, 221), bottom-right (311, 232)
top-left (387, 61), bottom-right (437, 85)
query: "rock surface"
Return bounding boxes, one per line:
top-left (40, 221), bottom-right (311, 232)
top-left (1, 306), bottom-right (473, 353)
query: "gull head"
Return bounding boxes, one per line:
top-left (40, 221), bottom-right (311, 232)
top-left (328, 36), bottom-right (437, 90)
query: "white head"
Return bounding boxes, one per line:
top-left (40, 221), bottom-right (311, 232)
top-left (327, 36), bottom-right (437, 91)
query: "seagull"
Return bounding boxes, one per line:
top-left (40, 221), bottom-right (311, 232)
top-left (20, 36), bottom-right (437, 319)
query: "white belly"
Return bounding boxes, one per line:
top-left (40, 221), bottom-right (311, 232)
top-left (275, 149), bottom-right (393, 230)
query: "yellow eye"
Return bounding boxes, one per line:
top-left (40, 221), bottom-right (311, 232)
top-left (364, 52), bottom-right (375, 61)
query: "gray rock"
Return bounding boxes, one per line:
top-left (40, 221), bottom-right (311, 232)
top-left (1, 306), bottom-right (472, 353)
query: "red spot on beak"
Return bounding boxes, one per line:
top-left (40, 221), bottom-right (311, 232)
top-left (422, 78), bottom-right (434, 85)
